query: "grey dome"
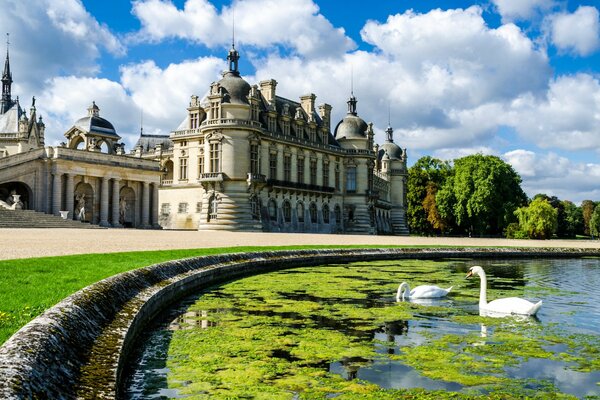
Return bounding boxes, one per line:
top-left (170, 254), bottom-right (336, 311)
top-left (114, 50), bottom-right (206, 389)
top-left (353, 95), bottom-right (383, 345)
top-left (334, 114), bottom-right (368, 140)
top-left (218, 71), bottom-right (251, 105)
top-left (75, 115), bottom-right (118, 138)
top-left (379, 142), bottom-right (403, 160)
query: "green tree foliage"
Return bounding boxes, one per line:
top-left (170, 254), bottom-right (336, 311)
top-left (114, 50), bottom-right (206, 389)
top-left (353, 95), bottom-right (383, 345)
top-left (422, 181), bottom-right (448, 232)
top-left (590, 205), bottom-right (600, 239)
top-left (515, 198), bottom-right (558, 239)
top-left (582, 200), bottom-right (596, 236)
top-left (406, 156), bottom-right (451, 235)
top-left (437, 154), bottom-right (527, 236)
top-left (561, 200), bottom-right (583, 237)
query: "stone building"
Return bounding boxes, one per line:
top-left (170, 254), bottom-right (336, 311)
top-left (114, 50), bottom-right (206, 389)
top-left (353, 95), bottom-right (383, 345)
top-left (0, 45), bottom-right (162, 228)
top-left (138, 46), bottom-right (409, 234)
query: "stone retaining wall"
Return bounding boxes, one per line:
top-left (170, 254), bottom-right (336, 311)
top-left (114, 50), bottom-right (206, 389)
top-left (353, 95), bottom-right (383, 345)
top-left (0, 247), bottom-right (598, 399)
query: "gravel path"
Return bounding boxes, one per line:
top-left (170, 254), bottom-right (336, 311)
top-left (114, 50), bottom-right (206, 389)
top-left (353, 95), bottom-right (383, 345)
top-left (1, 228), bottom-right (599, 260)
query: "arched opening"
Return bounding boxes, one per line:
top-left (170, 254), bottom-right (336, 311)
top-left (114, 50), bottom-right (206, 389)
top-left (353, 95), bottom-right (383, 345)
top-left (97, 140), bottom-right (110, 154)
top-left (334, 205), bottom-right (341, 226)
top-left (119, 186), bottom-right (136, 227)
top-left (74, 182), bottom-right (94, 223)
top-left (71, 135), bottom-right (85, 150)
top-left (296, 201), bottom-right (305, 223)
top-left (0, 181), bottom-right (32, 210)
top-left (208, 194), bottom-right (219, 221)
top-left (322, 204), bottom-right (330, 224)
top-left (250, 195), bottom-right (260, 221)
top-left (268, 199), bottom-right (277, 221)
top-left (163, 160), bottom-right (174, 183)
top-left (282, 200), bottom-right (291, 223)
top-left (309, 203), bottom-right (317, 224)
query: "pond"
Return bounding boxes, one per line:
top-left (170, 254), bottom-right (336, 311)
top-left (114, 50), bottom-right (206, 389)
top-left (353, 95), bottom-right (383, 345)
top-left (124, 258), bottom-right (600, 399)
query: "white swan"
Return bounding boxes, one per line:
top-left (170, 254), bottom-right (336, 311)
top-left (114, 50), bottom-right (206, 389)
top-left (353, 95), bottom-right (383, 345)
top-left (466, 266), bottom-right (542, 316)
top-left (396, 282), bottom-right (452, 301)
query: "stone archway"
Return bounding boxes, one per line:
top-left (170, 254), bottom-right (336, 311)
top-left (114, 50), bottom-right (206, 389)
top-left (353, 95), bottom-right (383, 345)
top-left (119, 186), bottom-right (136, 227)
top-left (0, 182), bottom-right (32, 210)
top-left (74, 182), bottom-right (94, 222)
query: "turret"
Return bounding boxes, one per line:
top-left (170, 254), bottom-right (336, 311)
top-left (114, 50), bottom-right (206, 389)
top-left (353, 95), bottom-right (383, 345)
top-left (1, 34), bottom-right (13, 114)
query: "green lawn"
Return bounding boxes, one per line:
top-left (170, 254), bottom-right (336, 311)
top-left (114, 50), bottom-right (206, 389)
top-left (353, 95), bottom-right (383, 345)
top-left (0, 245), bottom-right (407, 344)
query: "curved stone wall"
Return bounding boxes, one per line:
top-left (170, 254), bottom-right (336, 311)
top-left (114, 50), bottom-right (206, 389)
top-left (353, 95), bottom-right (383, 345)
top-left (0, 247), bottom-right (598, 399)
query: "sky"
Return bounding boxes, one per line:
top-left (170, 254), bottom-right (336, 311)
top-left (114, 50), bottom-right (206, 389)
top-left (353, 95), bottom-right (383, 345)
top-left (2, 0), bottom-right (600, 203)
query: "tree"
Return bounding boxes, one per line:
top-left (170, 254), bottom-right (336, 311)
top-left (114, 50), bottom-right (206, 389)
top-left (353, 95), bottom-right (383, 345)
top-left (561, 200), bottom-right (583, 238)
top-left (406, 156), bottom-right (451, 235)
top-left (534, 194), bottom-right (568, 237)
top-left (437, 154), bottom-right (527, 236)
top-left (422, 181), bottom-right (448, 232)
top-left (590, 205), bottom-right (600, 239)
top-left (582, 200), bottom-right (596, 236)
top-left (515, 198), bottom-right (558, 239)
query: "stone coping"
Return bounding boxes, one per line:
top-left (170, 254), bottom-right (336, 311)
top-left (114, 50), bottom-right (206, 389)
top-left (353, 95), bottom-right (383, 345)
top-left (0, 247), bottom-right (599, 399)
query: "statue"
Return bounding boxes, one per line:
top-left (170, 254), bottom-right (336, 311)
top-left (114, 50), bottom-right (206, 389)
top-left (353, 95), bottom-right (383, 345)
top-left (76, 194), bottom-right (86, 221)
top-left (119, 197), bottom-right (127, 225)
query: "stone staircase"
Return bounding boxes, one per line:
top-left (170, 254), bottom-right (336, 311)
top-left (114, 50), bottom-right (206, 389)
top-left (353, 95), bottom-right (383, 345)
top-left (0, 208), bottom-right (101, 229)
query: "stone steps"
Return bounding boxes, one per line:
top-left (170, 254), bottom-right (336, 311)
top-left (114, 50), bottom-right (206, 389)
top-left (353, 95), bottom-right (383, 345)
top-left (0, 208), bottom-right (101, 229)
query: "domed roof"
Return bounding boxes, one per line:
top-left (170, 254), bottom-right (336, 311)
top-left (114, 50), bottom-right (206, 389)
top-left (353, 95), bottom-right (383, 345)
top-left (74, 102), bottom-right (119, 138)
top-left (218, 70), bottom-right (251, 105)
top-left (378, 126), bottom-right (402, 160)
top-left (334, 95), bottom-right (368, 140)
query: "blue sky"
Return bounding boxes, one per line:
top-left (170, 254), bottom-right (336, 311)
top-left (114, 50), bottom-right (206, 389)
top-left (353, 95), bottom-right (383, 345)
top-left (2, 0), bottom-right (600, 203)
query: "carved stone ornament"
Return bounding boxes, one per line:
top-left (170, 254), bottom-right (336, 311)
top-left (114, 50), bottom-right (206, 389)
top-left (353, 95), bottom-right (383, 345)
top-left (206, 130), bottom-right (223, 143)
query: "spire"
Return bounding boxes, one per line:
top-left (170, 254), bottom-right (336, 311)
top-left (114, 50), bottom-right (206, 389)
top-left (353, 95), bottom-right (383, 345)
top-left (386, 103), bottom-right (393, 142)
top-left (1, 33), bottom-right (13, 114)
top-left (346, 65), bottom-right (357, 115)
top-left (140, 108), bottom-right (144, 136)
top-left (226, 8), bottom-right (240, 74)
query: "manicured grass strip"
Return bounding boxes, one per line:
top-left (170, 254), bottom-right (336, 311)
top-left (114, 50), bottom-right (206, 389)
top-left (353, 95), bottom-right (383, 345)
top-left (0, 245), bottom-right (411, 344)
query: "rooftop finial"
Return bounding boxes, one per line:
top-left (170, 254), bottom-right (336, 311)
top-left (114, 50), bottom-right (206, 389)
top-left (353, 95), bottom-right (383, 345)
top-left (140, 108), bottom-right (144, 136)
top-left (232, 6), bottom-right (235, 49)
top-left (226, 7), bottom-right (240, 74)
top-left (350, 64), bottom-right (354, 96)
top-left (386, 104), bottom-right (394, 143)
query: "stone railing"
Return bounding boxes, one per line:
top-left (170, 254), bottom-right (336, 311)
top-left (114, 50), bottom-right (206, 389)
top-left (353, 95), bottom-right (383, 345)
top-left (0, 148), bottom-right (46, 170)
top-left (160, 179), bottom-right (173, 186)
top-left (1, 248), bottom-right (600, 398)
top-left (48, 147), bottom-right (161, 172)
top-left (198, 172), bottom-right (225, 182)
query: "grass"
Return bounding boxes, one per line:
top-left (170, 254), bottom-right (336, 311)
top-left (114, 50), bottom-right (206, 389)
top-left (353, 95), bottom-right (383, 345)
top-left (0, 244), bottom-right (413, 344)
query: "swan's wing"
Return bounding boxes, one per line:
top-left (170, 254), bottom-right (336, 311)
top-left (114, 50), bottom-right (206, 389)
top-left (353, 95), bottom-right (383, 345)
top-left (485, 297), bottom-right (542, 316)
top-left (410, 285), bottom-right (450, 299)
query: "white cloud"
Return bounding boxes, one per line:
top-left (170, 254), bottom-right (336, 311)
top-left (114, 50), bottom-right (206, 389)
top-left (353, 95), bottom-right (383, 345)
top-left (548, 6), bottom-right (600, 56)
top-left (433, 147), bottom-right (497, 161)
top-left (131, 0), bottom-right (355, 58)
top-left (491, 0), bottom-right (554, 21)
top-left (504, 149), bottom-right (600, 202)
top-left (507, 74), bottom-right (600, 151)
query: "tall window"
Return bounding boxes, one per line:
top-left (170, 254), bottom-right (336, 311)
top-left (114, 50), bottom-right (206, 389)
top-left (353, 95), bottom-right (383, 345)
top-left (269, 152), bottom-right (278, 180)
top-left (335, 164), bottom-right (340, 190)
top-left (208, 195), bottom-right (218, 220)
top-left (346, 166), bottom-right (356, 192)
top-left (297, 202), bottom-right (305, 223)
top-left (179, 158), bottom-right (188, 180)
top-left (283, 201), bottom-right (291, 222)
top-left (323, 204), bottom-right (330, 224)
top-left (268, 199), bottom-right (277, 221)
top-left (251, 195), bottom-right (260, 220)
top-left (297, 157), bottom-right (305, 183)
top-left (178, 202), bottom-right (188, 213)
top-left (190, 113), bottom-right (199, 129)
top-left (160, 203), bottom-right (170, 216)
top-left (323, 162), bottom-right (330, 187)
top-left (198, 155), bottom-right (204, 177)
top-left (250, 144), bottom-right (259, 174)
top-left (334, 205), bottom-right (341, 225)
top-left (210, 143), bottom-right (220, 172)
top-left (283, 154), bottom-right (292, 181)
top-left (310, 159), bottom-right (317, 185)
top-left (309, 203), bottom-right (318, 224)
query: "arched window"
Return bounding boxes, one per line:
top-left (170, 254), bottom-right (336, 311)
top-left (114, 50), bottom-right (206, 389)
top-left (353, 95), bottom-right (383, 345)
top-left (322, 204), bottom-right (330, 224)
top-left (334, 205), bottom-right (341, 225)
top-left (268, 199), bottom-right (277, 221)
top-left (208, 195), bottom-right (218, 221)
top-left (309, 202), bottom-right (317, 224)
top-left (250, 195), bottom-right (260, 220)
top-left (297, 202), bottom-right (305, 223)
top-left (283, 201), bottom-right (291, 223)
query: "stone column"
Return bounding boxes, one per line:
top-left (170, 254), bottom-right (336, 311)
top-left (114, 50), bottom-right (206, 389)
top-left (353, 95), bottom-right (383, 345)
top-left (52, 172), bottom-right (62, 216)
top-left (111, 178), bottom-right (122, 227)
top-left (65, 173), bottom-right (75, 220)
top-left (151, 183), bottom-right (160, 228)
top-left (99, 177), bottom-right (110, 227)
top-left (141, 181), bottom-right (150, 228)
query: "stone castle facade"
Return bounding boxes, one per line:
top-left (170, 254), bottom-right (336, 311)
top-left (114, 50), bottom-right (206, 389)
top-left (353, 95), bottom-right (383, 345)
top-left (136, 46), bottom-right (409, 234)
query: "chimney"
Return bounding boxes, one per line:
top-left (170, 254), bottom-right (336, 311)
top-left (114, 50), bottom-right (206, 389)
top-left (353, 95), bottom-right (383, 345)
top-left (300, 93), bottom-right (316, 118)
top-left (259, 79), bottom-right (277, 103)
top-left (318, 103), bottom-right (332, 131)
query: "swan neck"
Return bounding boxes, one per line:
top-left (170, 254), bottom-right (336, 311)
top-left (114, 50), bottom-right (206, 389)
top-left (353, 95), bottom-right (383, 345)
top-left (478, 271), bottom-right (487, 306)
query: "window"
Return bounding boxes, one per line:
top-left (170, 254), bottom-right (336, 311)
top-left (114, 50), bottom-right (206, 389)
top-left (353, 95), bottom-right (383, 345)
top-left (346, 166), bottom-right (356, 192)
top-left (297, 157), bottom-right (305, 183)
top-left (178, 202), bottom-right (188, 213)
top-left (160, 203), bottom-right (170, 216)
top-left (268, 199), bottom-right (277, 221)
top-left (297, 202), bottom-right (305, 223)
top-left (334, 205), bottom-right (341, 225)
top-left (210, 143), bottom-right (220, 172)
top-left (309, 203), bottom-right (317, 224)
top-left (179, 158), bottom-right (188, 180)
top-left (190, 113), bottom-right (198, 129)
top-left (269, 152), bottom-right (278, 180)
top-left (208, 195), bottom-right (218, 220)
top-left (196, 202), bottom-right (202, 213)
top-left (251, 196), bottom-right (260, 220)
top-left (283, 201), bottom-right (291, 222)
top-left (198, 155), bottom-right (204, 177)
top-left (310, 159), bottom-right (317, 185)
top-left (323, 162), bottom-right (330, 187)
top-left (180, 140), bottom-right (188, 147)
top-left (283, 154), bottom-right (291, 182)
top-left (250, 144), bottom-right (259, 175)
top-left (335, 164), bottom-right (340, 190)
top-left (323, 204), bottom-right (330, 224)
